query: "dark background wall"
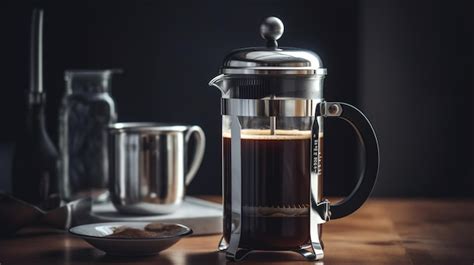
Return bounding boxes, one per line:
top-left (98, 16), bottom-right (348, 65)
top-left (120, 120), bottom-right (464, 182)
top-left (359, 0), bottom-right (474, 197)
top-left (0, 0), bottom-right (472, 198)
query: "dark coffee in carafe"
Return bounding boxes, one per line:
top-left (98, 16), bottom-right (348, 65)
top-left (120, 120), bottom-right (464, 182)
top-left (223, 130), bottom-right (311, 250)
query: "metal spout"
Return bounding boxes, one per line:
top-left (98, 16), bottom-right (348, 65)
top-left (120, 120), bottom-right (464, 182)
top-left (209, 74), bottom-right (227, 95)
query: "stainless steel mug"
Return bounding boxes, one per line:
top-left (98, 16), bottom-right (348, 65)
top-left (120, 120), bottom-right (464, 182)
top-left (108, 123), bottom-right (206, 215)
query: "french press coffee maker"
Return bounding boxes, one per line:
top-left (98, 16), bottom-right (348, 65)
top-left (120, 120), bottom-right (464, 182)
top-left (209, 17), bottom-right (379, 261)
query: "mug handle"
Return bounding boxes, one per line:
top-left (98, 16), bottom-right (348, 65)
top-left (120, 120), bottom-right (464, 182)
top-left (184, 126), bottom-right (206, 186)
top-left (313, 101), bottom-right (379, 219)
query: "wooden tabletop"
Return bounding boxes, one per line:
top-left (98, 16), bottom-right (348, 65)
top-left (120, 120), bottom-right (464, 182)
top-left (0, 198), bottom-right (473, 265)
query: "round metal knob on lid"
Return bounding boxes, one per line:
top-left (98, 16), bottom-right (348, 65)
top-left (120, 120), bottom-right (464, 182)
top-left (260, 16), bottom-right (284, 48)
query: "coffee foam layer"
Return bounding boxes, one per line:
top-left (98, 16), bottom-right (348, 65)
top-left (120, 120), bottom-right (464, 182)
top-left (223, 129), bottom-right (313, 140)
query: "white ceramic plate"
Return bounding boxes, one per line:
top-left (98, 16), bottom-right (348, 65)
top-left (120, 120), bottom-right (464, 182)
top-left (69, 222), bottom-right (192, 256)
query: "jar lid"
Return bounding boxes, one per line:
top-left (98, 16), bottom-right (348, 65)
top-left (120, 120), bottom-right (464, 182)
top-left (220, 17), bottom-right (327, 76)
top-left (64, 69), bottom-right (122, 93)
top-left (108, 123), bottom-right (189, 134)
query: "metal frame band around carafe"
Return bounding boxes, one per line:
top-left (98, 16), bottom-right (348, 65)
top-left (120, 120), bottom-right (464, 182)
top-left (219, 98), bottom-right (331, 261)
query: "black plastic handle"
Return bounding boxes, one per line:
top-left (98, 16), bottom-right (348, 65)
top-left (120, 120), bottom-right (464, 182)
top-left (316, 101), bottom-right (380, 219)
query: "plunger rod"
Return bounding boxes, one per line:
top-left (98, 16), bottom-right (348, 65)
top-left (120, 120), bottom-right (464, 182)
top-left (270, 95), bottom-right (276, 135)
top-left (270, 116), bottom-right (276, 135)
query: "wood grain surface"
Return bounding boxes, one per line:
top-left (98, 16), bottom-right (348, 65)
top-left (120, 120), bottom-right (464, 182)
top-left (0, 198), bottom-right (472, 265)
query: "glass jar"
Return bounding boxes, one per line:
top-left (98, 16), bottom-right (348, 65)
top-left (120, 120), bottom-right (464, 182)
top-left (58, 70), bottom-right (119, 202)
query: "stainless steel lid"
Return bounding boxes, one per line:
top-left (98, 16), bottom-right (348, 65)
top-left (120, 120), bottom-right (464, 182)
top-left (109, 123), bottom-right (189, 134)
top-left (220, 17), bottom-right (327, 76)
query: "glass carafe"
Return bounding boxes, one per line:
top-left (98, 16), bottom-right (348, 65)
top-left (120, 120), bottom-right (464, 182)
top-left (210, 17), bottom-right (380, 261)
top-left (58, 70), bottom-right (119, 202)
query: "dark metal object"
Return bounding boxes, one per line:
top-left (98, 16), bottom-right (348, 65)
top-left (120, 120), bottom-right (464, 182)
top-left (0, 193), bottom-right (91, 237)
top-left (12, 9), bottom-right (60, 211)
